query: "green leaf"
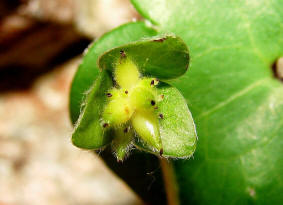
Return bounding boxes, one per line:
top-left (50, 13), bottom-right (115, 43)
top-left (70, 22), bottom-right (157, 124)
top-left (135, 83), bottom-right (197, 158)
top-left (131, 0), bottom-right (283, 204)
top-left (72, 70), bottom-right (113, 149)
top-left (98, 35), bottom-right (189, 80)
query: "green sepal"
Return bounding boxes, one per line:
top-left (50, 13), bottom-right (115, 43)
top-left (72, 70), bottom-right (114, 149)
top-left (135, 82), bottom-right (197, 158)
top-left (69, 22), bottom-right (157, 124)
top-left (98, 34), bottom-right (189, 80)
top-left (112, 125), bottom-right (134, 161)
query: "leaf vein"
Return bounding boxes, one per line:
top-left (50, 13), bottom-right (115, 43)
top-left (197, 78), bottom-right (269, 120)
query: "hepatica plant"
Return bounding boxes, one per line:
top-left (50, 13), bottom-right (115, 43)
top-left (70, 1), bottom-right (283, 204)
top-left (71, 35), bottom-right (197, 161)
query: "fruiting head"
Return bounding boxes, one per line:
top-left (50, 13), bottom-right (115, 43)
top-left (102, 58), bottom-right (163, 154)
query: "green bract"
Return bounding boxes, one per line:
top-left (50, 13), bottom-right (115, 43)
top-left (71, 34), bottom-right (197, 161)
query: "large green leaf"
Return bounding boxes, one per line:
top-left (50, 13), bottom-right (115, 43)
top-left (98, 35), bottom-right (189, 80)
top-left (131, 0), bottom-right (283, 204)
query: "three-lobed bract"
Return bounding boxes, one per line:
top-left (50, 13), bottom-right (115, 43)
top-left (71, 34), bottom-right (197, 161)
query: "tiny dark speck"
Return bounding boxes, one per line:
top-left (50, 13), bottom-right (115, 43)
top-left (159, 114), bottom-right (164, 119)
top-left (160, 148), bottom-right (163, 156)
top-left (106, 93), bottom-right (112, 97)
top-left (103, 123), bottom-right (109, 128)
top-left (151, 100), bottom-right (156, 106)
top-left (120, 50), bottom-right (126, 58)
top-left (125, 90), bottom-right (128, 94)
top-left (153, 38), bottom-right (166, 42)
top-left (123, 127), bottom-right (128, 133)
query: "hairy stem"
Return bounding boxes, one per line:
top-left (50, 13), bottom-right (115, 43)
top-left (160, 158), bottom-right (179, 205)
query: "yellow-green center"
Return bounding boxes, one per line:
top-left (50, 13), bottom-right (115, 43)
top-left (102, 58), bottom-right (163, 154)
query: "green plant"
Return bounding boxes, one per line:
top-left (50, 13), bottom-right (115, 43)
top-left (70, 1), bottom-right (283, 204)
top-left (71, 34), bottom-right (197, 160)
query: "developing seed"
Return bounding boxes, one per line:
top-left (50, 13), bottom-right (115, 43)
top-left (151, 100), bottom-right (156, 106)
top-left (106, 93), bottom-right (112, 97)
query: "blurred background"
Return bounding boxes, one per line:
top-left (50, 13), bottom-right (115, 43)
top-left (0, 0), bottom-right (143, 204)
